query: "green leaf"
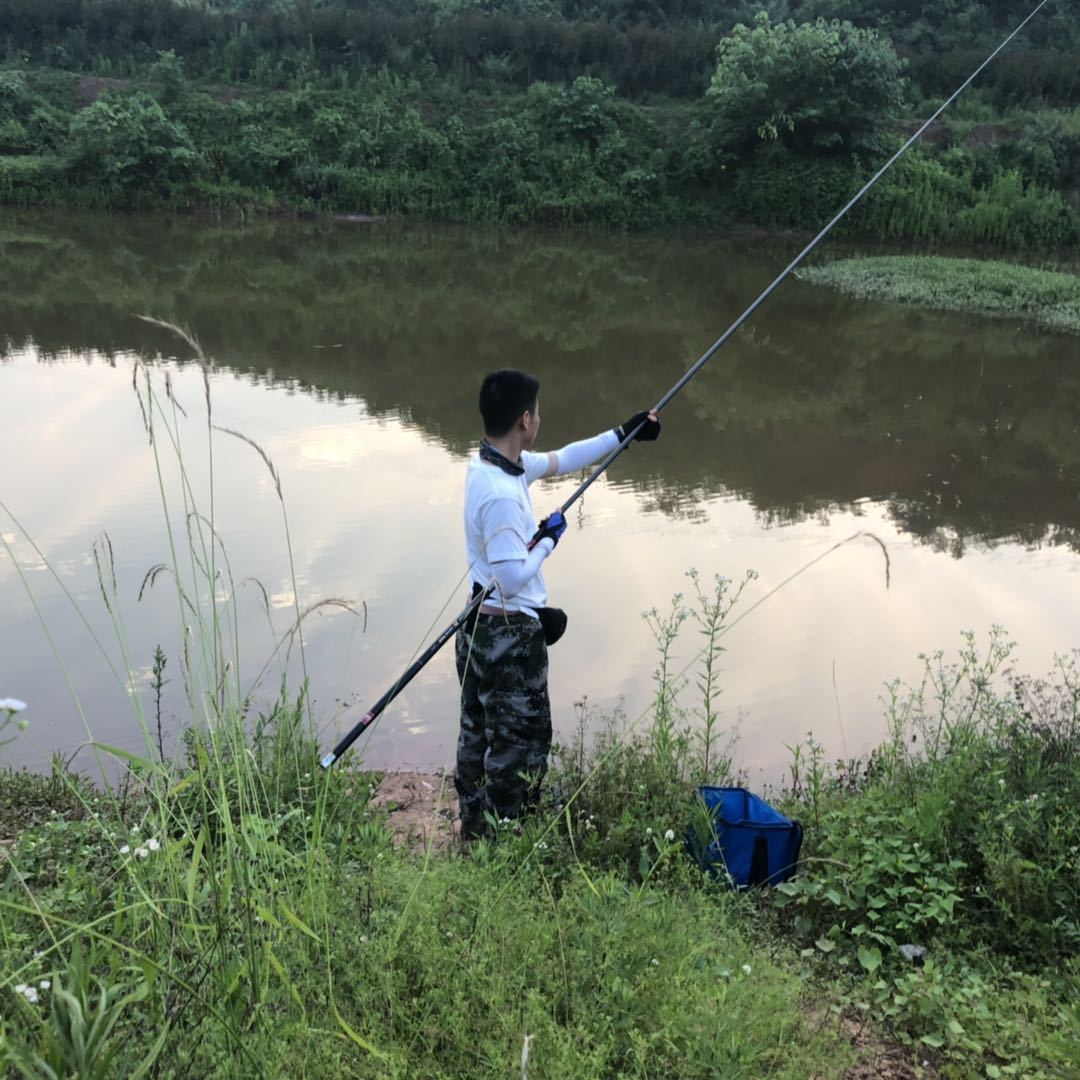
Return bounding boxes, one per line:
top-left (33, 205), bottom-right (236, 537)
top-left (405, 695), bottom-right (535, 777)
top-left (921, 1033), bottom-right (945, 1048)
top-left (91, 742), bottom-right (154, 770)
top-left (280, 902), bottom-right (321, 943)
top-left (334, 1005), bottom-right (391, 1062)
top-left (857, 945), bottom-right (881, 973)
top-left (815, 937), bottom-right (835, 953)
top-left (186, 826), bottom-right (205, 909)
top-left (948, 1019), bottom-right (964, 1036)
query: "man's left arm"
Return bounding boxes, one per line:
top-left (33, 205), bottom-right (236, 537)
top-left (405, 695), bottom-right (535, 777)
top-left (538, 410), bottom-right (661, 479)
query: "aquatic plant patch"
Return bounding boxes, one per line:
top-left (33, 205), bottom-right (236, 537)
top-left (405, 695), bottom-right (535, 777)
top-left (799, 255), bottom-right (1080, 333)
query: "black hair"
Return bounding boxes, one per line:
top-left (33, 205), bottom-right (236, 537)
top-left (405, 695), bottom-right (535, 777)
top-left (478, 369), bottom-right (540, 437)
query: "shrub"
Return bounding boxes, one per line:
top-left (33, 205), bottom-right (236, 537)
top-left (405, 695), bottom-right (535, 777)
top-left (704, 13), bottom-right (906, 163)
top-left (67, 91), bottom-right (201, 200)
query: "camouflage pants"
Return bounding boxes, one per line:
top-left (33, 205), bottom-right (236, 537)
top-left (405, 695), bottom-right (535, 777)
top-left (455, 610), bottom-right (551, 835)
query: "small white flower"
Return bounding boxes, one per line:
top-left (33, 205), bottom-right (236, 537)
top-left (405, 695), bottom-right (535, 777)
top-left (32, 951), bottom-right (44, 960)
top-left (646, 828), bottom-right (653, 836)
top-left (146, 837), bottom-right (161, 851)
top-left (741, 963), bottom-right (752, 975)
top-left (650, 958), bottom-right (659, 966)
top-left (998, 778), bottom-right (1006, 787)
top-left (131, 825), bottom-right (141, 834)
top-left (14, 983), bottom-right (28, 994)
top-left (719, 969), bottom-right (731, 979)
top-left (0, 698), bottom-right (28, 712)
top-left (360, 935), bottom-right (368, 944)
top-left (39, 980), bottom-right (50, 990)
top-left (135, 847), bottom-right (149, 859)
top-left (664, 829), bottom-right (675, 842)
top-left (119, 844), bottom-right (131, 855)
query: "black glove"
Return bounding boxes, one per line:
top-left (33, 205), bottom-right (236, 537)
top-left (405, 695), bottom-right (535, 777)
top-left (616, 410), bottom-right (661, 443)
top-left (530, 510), bottom-right (568, 549)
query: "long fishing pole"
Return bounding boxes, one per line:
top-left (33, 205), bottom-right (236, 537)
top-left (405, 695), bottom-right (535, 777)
top-left (321, 0), bottom-right (1051, 771)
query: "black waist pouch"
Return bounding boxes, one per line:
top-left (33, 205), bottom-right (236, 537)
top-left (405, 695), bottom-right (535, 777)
top-left (536, 606), bottom-right (568, 647)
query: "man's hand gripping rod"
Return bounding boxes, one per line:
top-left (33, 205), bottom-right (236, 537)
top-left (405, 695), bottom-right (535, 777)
top-left (320, 0), bottom-right (1051, 770)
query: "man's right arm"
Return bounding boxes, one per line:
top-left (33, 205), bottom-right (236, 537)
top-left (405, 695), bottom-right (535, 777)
top-left (481, 497), bottom-right (558, 602)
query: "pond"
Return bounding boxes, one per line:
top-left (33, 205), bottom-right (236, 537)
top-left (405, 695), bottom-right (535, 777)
top-left (2, 210), bottom-right (1079, 781)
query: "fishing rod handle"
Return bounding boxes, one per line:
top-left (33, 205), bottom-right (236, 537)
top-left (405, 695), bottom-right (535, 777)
top-left (320, 585), bottom-right (492, 769)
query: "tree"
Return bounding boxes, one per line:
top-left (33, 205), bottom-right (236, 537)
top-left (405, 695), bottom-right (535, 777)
top-left (68, 92), bottom-right (201, 197)
top-left (705, 13), bottom-right (906, 162)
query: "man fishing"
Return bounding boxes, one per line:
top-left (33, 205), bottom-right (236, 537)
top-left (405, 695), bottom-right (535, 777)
top-left (456, 369), bottom-right (661, 840)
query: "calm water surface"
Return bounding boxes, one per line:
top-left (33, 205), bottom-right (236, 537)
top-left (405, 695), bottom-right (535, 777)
top-left (2, 211), bottom-right (1079, 780)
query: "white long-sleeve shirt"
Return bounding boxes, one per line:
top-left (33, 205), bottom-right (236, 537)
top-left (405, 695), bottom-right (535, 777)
top-left (463, 430), bottom-right (619, 615)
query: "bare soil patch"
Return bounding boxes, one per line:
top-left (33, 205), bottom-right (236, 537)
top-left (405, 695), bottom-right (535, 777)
top-left (370, 770), bottom-right (457, 854)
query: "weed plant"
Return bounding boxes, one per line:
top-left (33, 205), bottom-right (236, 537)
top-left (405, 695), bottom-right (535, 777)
top-left (775, 630), bottom-right (1080, 1074)
top-left (800, 254), bottom-right (1080, 333)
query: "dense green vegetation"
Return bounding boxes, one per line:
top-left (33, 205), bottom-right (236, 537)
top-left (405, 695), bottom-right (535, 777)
top-left (2, 0), bottom-right (1079, 242)
top-left (801, 255), bottom-right (1080, 333)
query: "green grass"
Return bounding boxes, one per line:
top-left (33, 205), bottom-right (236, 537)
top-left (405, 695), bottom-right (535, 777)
top-left (799, 255), bottom-right (1080, 333)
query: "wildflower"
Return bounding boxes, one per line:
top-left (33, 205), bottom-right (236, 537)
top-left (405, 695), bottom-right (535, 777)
top-left (0, 698), bottom-right (28, 712)
top-left (664, 829), bottom-right (675, 842)
top-left (646, 828), bottom-right (652, 836)
top-left (14, 983), bottom-right (39, 1004)
top-left (998, 778), bottom-right (1006, 787)
top-left (741, 963), bottom-right (752, 975)
top-left (719, 969), bottom-right (731, 979)
top-left (650, 958), bottom-right (659, 966)
top-left (360, 934), bottom-right (368, 944)
top-left (146, 837), bottom-right (161, 852)
top-left (135, 847), bottom-right (149, 859)
top-left (39, 980), bottom-right (50, 990)
top-left (119, 844), bottom-right (131, 855)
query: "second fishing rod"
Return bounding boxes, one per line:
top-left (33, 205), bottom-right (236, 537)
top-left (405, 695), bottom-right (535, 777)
top-left (320, 0), bottom-right (1052, 771)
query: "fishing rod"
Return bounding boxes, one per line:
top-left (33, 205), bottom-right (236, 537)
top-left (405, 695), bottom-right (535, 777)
top-left (320, 0), bottom-right (1051, 771)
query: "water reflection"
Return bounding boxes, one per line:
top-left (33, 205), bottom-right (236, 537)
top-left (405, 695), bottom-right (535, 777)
top-left (2, 211), bottom-right (1080, 778)
top-left (4, 210), bottom-right (1078, 556)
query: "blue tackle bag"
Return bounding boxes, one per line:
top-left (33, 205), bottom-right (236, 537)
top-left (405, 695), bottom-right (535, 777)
top-left (691, 787), bottom-right (803, 888)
